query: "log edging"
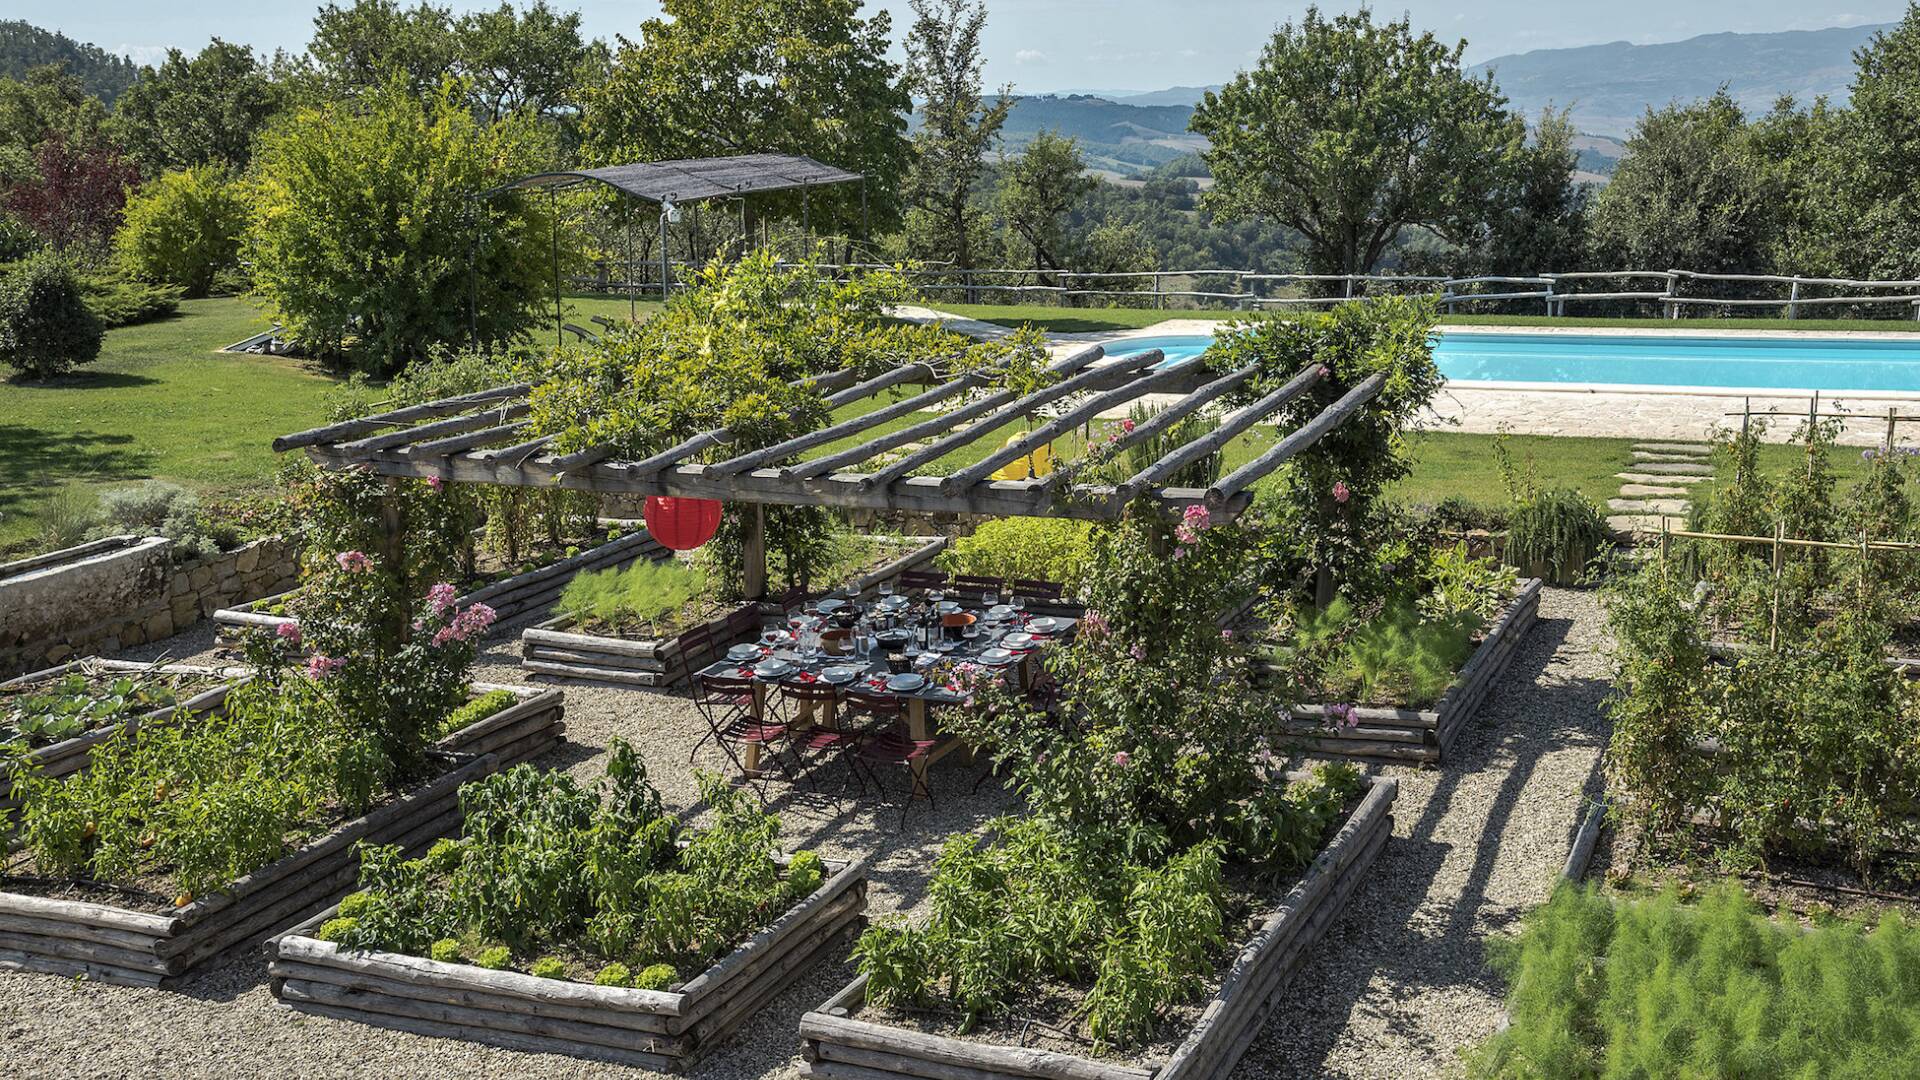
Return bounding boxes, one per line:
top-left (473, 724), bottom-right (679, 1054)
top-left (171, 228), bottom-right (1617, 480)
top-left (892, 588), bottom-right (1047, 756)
top-left (798, 778), bottom-right (1397, 1080)
top-left (1275, 579), bottom-right (1543, 765)
top-left (212, 528), bottom-right (667, 643)
top-left (0, 683), bottom-right (567, 987)
top-left (266, 854), bottom-right (870, 1070)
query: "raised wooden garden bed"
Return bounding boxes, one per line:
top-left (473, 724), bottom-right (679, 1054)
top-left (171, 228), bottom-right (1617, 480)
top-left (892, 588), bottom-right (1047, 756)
top-left (266, 854), bottom-right (870, 1070)
top-left (520, 536), bottom-right (950, 689)
top-left (799, 777), bottom-right (1396, 1080)
top-left (213, 528), bottom-right (668, 643)
top-left (0, 751), bottom-right (509, 988)
top-left (438, 683), bottom-right (567, 768)
top-left (0, 658), bottom-right (247, 823)
top-left (1275, 578), bottom-right (1543, 764)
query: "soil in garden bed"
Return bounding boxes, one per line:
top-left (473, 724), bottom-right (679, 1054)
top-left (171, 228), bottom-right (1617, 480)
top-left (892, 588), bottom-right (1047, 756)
top-left (1588, 817), bottom-right (1920, 924)
top-left (568, 595), bottom-right (742, 641)
top-left (2, 668), bottom-right (229, 750)
top-left (0, 759), bottom-right (461, 915)
top-left (855, 796), bottom-right (1365, 1066)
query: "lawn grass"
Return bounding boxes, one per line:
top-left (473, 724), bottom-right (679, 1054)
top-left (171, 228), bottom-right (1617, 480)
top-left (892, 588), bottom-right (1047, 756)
top-left (0, 297), bottom-right (339, 555)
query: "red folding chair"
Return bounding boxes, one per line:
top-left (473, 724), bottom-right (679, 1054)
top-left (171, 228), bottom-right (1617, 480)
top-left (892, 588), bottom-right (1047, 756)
top-left (691, 671), bottom-right (796, 802)
top-left (840, 689), bottom-right (938, 824)
top-left (950, 574), bottom-right (1006, 603)
top-left (1010, 578), bottom-right (1065, 603)
top-left (781, 681), bottom-right (865, 795)
top-left (896, 570), bottom-right (949, 593)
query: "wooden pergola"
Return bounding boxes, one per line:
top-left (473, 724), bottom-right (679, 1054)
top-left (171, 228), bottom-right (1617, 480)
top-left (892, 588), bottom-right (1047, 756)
top-left (274, 342), bottom-right (1384, 594)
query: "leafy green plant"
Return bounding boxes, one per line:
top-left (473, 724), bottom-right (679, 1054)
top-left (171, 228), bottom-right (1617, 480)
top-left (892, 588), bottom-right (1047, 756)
top-left (329, 741), bottom-right (820, 984)
top-left (530, 956), bottom-right (566, 979)
top-left (86, 480), bottom-right (238, 560)
top-left (438, 689), bottom-right (518, 737)
top-left (2, 671), bottom-right (195, 748)
top-left (0, 251), bottom-right (103, 378)
top-left (1496, 433), bottom-right (1607, 584)
top-left (114, 165), bottom-right (248, 298)
top-left (556, 558), bottom-right (709, 635)
top-left (1279, 597), bottom-right (1475, 708)
top-left (1471, 883), bottom-right (1920, 1079)
top-left (33, 484), bottom-right (97, 551)
top-left (1417, 541), bottom-right (1519, 625)
top-left (941, 517), bottom-right (1092, 594)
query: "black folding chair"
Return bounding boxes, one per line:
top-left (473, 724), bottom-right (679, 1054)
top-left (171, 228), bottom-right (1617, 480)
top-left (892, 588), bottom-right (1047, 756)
top-left (841, 690), bottom-right (938, 824)
top-left (691, 671), bottom-right (797, 802)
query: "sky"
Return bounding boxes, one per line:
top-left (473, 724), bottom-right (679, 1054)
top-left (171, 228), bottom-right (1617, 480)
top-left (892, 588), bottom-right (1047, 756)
top-left (12, 0), bottom-right (1911, 95)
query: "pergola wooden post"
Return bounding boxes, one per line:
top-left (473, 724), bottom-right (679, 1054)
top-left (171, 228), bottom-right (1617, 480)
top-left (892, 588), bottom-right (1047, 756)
top-left (744, 504), bottom-right (768, 600)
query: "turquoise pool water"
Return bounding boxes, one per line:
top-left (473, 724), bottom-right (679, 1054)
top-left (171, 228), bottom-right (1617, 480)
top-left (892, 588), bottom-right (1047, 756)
top-left (1101, 331), bottom-right (1920, 393)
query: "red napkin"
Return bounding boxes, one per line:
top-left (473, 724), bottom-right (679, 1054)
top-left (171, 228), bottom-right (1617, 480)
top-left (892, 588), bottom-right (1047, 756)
top-left (795, 671), bottom-right (818, 683)
top-left (735, 666), bottom-right (754, 677)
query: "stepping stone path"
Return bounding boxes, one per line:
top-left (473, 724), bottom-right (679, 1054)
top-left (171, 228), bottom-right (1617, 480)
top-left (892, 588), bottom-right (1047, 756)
top-left (1610, 440), bottom-right (1713, 534)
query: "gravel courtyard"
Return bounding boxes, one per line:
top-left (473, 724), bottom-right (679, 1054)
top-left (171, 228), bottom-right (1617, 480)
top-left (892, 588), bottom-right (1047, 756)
top-left (0, 588), bottom-right (1610, 1080)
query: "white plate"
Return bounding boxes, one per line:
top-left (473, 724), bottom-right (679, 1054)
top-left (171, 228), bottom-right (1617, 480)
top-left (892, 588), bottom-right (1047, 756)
top-left (885, 673), bottom-right (927, 692)
top-left (936, 600), bottom-right (962, 614)
top-left (1028, 617), bottom-right (1060, 634)
top-left (987, 604), bottom-right (1014, 618)
top-left (727, 643), bottom-right (760, 661)
top-left (815, 598), bottom-right (847, 613)
top-left (1002, 632), bottom-right (1035, 649)
top-left (820, 666), bottom-right (860, 684)
top-left (753, 659), bottom-right (793, 678)
top-left (979, 647), bottom-right (1017, 666)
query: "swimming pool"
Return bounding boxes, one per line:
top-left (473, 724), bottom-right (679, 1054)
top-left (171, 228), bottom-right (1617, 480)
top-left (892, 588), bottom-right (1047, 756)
top-left (1099, 330), bottom-right (1920, 393)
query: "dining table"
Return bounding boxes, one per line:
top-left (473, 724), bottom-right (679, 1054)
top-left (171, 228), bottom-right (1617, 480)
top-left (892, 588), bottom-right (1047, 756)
top-left (692, 593), bottom-right (1078, 787)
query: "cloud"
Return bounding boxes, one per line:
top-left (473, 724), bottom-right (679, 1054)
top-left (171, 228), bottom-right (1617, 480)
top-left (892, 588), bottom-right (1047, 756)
top-left (113, 44), bottom-right (169, 66)
top-left (1016, 49), bottom-right (1048, 64)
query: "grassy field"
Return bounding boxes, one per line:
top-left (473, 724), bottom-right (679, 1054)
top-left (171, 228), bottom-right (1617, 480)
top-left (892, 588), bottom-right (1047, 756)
top-left (930, 301), bottom-right (1920, 336)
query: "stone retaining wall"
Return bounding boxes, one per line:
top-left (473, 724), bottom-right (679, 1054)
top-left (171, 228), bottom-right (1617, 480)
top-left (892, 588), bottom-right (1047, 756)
top-left (0, 536), bottom-right (299, 678)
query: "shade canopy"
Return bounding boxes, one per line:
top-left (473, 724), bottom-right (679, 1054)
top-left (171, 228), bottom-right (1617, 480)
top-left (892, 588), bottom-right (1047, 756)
top-left (485, 154), bottom-right (863, 206)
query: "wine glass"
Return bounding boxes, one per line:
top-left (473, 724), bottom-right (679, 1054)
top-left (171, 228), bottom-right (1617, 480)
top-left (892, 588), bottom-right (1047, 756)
top-left (1012, 593), bottom-right (1029, 618)
top-left (982, 588), bottom-right (999, 609)
top-left (878, 579), bottom-right (894, 599)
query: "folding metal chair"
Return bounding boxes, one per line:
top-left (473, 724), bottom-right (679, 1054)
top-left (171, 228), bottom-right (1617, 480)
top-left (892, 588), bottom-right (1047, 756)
top-left (691, 671), bottom-right (797, 802)
top-left (896, 570), bottom-right (949, 593)
top-left (950, 574), bottom-right (1007, 602)
top-left (781, 681), bottom-right (865, 795)
top-left (840, 690), bottom-right (938, 824)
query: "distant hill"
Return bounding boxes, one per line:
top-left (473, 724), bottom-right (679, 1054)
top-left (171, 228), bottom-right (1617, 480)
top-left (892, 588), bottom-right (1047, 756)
top-left (0, 20), bottom-right (139, 102)
top-left (1470, 23), bottom-right (1889, 137)
top-left (998, 94), bottom-right (1203, 173)
top-left (1112, 86), bottom-right (1220, 108)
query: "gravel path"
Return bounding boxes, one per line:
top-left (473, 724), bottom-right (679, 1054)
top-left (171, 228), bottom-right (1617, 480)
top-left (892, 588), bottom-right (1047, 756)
top-left (2, 589), bottom-right (1611, 1079)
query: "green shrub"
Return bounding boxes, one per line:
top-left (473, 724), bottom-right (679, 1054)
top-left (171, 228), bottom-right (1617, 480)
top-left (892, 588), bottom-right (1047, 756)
top-left (34, 485), bottom-right (97, 551)
top-left (1288, 597), bottom-right (1476, 708)
top-left (942, 517), bottom-right (1091, 593)
top-left (530, 955), bottom-right (567, 979)
top-left (77, 272), bottom-right (183, 328)
top-left (0, 213), bottom-right (38, 262)
top-left (424, 837), bottom-right (464, 873)
top-left (0, 252), bottom-right (104, 378)
top-left (1506, 487), bottom-right (1606, 584)
top-left (556, 558), bottom-right (708, 633)
top-left (316, 917), bottom-right (359, 943)
top-left (474, 945), bottom-right (513, 970)
top-left (593, 962), bottom-right (633, 987)
top-left (634, 963), bottom-right (675, 991)
top-left (86, 480), bottom-right (237, 559)
top-left (429, 938), bottom-right (464, 963)
top-left (115, 166), bottom-right (249, 298)
top-left (337, 891), bottom-right (375, 919)
top-left (784, 850), bottom-right (825, 899)
top-left (439, 689), bottom-right (518, 737)
top-left (1471, 883), bottom-right (1920, 1079)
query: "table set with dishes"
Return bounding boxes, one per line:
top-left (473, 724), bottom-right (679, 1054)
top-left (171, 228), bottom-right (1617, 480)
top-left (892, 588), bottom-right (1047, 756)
top-left (693, 581), bottom-right (1078, 785)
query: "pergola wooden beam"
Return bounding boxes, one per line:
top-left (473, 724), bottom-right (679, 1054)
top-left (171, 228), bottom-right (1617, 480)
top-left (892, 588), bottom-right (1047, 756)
top-left (1203, 373), bottom-right (1385, 508)
top-left (856, 346), bottom-right (1162, 491)
top-left (272, 384), bottom-right (531, 452)
top-left (702, 362), bottom-right (941, 477)
top-left (1115, 363), bottom-right (1323, 499)
top-left (278, 348), bottom-right (1371, 525)
top-left (784, 344), bottom-right (1107, 482)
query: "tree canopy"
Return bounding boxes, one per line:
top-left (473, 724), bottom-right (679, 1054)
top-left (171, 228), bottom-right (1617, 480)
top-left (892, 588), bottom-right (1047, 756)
top-left (110, 41), bottom-right (283, 175)
top-left (1190, 7), bottom-right (1525, 279)
top-left (899, 0), bottom-right (1009, 272)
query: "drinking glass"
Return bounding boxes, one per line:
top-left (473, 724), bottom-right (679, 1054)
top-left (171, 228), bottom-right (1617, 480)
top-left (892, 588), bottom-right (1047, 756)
top-left (1012, 594), bottom-right (1029, 616)
top-left (982, 589), bottom-right (999, 608)
top-left (878, 579), bottom-right (894, 599)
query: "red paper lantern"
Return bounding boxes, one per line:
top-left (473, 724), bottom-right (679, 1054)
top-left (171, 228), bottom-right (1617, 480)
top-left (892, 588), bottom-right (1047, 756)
top-left (644, 496), bottom-right (724, 551)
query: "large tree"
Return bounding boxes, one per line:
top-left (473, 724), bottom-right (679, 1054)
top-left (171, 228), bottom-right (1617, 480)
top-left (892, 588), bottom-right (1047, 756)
top-left (246, 80), bottom-right (556, 374)
top-left (1587, 92), bottom-right (1780, 275)
top-left (109, 41), bottom-right (283, 175)
top-left (1189, 7), bottom-right (1524, 279)
top-left (0, 66), bottom-right (109, 183)
top-left (1845, 5), bottom-right (1920, 281)
top-left (582, 0), bottom-right (911, 232)
top-left (900, 0), bottom-right (1010, 274)
top-left (1474, 107), bottom-right (1589, 276)
top-left (995, 131), bottom-right (1094, 283)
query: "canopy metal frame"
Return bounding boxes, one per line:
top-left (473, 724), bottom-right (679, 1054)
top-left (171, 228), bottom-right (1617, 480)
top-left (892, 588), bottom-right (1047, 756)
top-left (470, 154), bottom-right (868, 345)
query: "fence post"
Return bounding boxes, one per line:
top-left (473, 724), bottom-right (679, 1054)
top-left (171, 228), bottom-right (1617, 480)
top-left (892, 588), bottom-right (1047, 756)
top-left (1153, 272), bottom-right (1162, 310)
top-left (1787, 279), bottom-right (1800, 321)
top-left (1768, 521), bottom-right (1784, 650)
top-left (1741, 396), bottom-right (1751, 436)
top-left (1889, 407), bottom-right (1899, 453)
top-left (1665, 271), bottom-right (1680, 320)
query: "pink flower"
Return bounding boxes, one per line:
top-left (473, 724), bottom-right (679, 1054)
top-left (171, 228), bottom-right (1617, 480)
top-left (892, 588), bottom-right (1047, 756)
top-left (1332, 481), bottom-right (1351, 505)
top-left (335, 550), bottom-right (372, 573)
top-left (1172, 546), bottom-right (1188, 560)
top-left (1082, 610), bottom-right (1109, 638)
top-left (1129, 643), bottom-right (1146, 662)
top-left (306, 653), bottom-right (345, 679)
top-left (426, 583), bottom-right (459, 616)
top-left (1120, 419), bottom-right (1136, 435)
top-left (1175, 503), bottom-right (1212, 545)
top-left (1324, 703), bottom-right (1358, 730)
top-left (1113, 751), bottom-right (1131, 767)
top-left (433, 603), bottom-right (498, 646)
top-left (426, 475), bottom-right (445, 492)
top-left (1220, 629), bottom-right (1233, 642)
top-left (276, 622), bottom-right (302, 646)
top-left (1318, 365), bottom-right (1333, 380)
